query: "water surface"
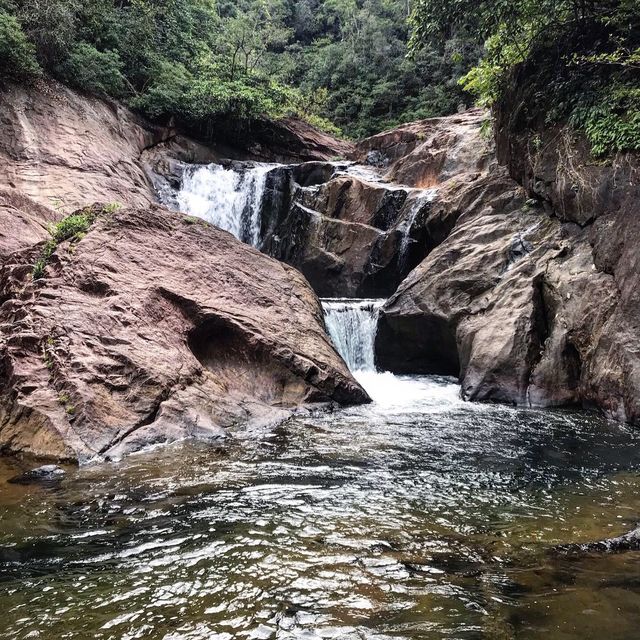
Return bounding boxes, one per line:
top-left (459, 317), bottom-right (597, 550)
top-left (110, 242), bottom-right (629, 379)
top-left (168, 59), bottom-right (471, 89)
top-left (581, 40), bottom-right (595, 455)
top-left (1, 373), bottom-right (640, 639)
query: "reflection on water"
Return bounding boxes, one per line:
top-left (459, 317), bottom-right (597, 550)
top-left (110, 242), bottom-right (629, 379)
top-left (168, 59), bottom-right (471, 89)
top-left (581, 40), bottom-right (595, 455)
top-left (1, 374), bottom-right (640, 639)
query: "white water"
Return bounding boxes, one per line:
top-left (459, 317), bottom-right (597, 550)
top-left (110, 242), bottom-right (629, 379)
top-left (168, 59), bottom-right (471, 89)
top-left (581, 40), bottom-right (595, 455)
top-left (321, 297), bottom-right (463, 407)
top-left (177, 163), bottom-right (275, 246)
top-left (322, 298), bottom-right (385, 372)
top-left (398, 188), bottom-right (438, 271)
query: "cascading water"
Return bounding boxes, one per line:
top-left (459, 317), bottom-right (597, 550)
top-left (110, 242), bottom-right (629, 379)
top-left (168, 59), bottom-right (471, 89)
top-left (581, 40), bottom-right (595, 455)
top-left (397, 187), bottom-right (438, 272)
top-left (176, 163), bottom-right (275, 246)
top-left (321, 298), bottom-right (385, 372)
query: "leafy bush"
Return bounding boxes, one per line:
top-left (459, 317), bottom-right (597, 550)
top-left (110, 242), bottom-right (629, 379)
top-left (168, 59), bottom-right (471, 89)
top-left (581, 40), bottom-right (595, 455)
top-left (0, 10), bottom-right (40, 79)
top-left (55, 43), bottom-right (126, 97)
top-left (33, 208), bottom-right (99, 280)
top-left (570, 86), bottom-right (640, 156)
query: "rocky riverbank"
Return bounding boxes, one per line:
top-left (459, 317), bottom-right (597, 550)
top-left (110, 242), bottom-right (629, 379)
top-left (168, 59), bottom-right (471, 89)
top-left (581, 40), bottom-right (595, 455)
top-left (0, 80), bottom-right (367, 462)
top-left (372, 107), bottom-right (640, 422)
top-left (1, 76), bottom-right (640, 463)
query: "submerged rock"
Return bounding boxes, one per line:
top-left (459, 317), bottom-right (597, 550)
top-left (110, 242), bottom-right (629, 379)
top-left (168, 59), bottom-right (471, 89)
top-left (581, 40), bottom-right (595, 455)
top-left (7, 464), bottom-right (65, 485)
top-left (554, 526), bottom-right (640, 555)
top-left (0, 205), bottom-right (368, 463)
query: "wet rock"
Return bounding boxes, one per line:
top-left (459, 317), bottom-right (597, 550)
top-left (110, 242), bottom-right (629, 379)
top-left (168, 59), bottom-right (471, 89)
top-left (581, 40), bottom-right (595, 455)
top-left (8, 464), bottom-right (65, 485)
top-left (376, 167), bottom-right (620, 410)
top-left (365, 150), bottom-right (389, 168)
top-left (507, 233), bottom-right (534, 267)
top-left (260, 165), bottom-right (447, 297)
top-left (0, 204), bottom-right (368, 463)
top-left (375, 103), bottom-right (640, 422)
top-left (555, 526), bottom-right (640, 555)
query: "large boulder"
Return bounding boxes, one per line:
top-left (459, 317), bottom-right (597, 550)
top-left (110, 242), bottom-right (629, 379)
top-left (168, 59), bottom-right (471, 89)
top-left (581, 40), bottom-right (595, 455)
top-left (0, 205), bottom-right (368, 463)
top-left (354, 108), bottom-right (493, 188)
top-left (376, 104), bottom-right (640, 424)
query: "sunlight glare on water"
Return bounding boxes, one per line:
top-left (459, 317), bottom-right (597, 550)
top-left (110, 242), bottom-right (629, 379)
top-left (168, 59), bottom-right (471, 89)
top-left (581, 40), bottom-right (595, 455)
top-left (2, 370), bottom-right (640, 640)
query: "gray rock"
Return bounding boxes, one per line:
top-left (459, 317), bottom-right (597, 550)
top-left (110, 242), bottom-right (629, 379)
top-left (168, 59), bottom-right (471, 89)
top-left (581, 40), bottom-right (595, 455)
top-left (8, 464), bottom-right (65, 485)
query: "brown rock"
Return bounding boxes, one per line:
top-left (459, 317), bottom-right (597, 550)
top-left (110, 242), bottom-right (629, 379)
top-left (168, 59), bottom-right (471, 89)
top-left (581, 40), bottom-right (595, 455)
top-left (260, 162), bottom-right (459, 297)
top-left (354, 109), bottom-right (493, 188)
top-left (248, 117), bottom-right (354, 163)
top-left (0, 79), bottom-right (164, 211)
top-left (0, 188), bottom-right (59, 260)
top-left (376, 105), bottom-right (640, 424)
top-left (0, 205), bottom-right (368, 462)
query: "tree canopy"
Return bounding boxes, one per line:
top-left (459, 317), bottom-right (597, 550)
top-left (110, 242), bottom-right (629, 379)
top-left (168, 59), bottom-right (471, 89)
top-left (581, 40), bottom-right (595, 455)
top-left (411, 0), bottom-right (640, 154)
top-left (0, 0), bottom-right (479, 139)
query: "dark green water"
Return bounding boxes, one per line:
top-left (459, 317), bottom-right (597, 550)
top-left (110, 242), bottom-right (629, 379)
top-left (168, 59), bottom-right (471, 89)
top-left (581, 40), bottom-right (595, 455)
top-left (1, 373), bottom-right (640, 639)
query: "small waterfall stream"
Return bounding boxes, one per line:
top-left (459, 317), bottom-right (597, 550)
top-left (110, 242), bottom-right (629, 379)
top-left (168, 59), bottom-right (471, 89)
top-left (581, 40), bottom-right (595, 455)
top-left (321, 298), bottom-right (385, 372)
top-left (397, 188), bottom-right (438, 272)
top-left (176, 163), bottom-right (276, 246)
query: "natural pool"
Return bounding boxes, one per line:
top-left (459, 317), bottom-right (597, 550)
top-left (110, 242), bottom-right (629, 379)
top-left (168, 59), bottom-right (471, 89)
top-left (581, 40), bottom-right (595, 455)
top-left (1, 371), bottom-right (640, 639)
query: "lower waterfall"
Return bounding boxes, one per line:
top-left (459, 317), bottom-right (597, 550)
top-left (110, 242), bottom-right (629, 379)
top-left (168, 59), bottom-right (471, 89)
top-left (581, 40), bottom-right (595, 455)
top-left (321, 298), bottom-right (385, 372)
top-left (177, 163), bottom-right (275, 246)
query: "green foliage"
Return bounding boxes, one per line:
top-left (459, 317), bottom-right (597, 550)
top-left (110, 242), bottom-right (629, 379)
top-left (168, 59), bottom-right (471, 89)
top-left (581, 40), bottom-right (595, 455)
top-left (32, 208), bottom-right (99, 280)
top-left (58, 393), bottom-right (75, 415)
top-left (15, 0), bottom-right (77, 66)
top-left (55, 42), bottom-right (126, 97)
top-left (103, 201), bottom-right (122, 214)
top-left (1, 0), bottom-right (482, 140)
top-left (411, 0), bottom-right (640, 156)
top-left (286, 0), bottom-right (480, 137)
top-left (0, 9), bottom-right (41, 78)
top-left (570, 86), bottom-right (640, 156)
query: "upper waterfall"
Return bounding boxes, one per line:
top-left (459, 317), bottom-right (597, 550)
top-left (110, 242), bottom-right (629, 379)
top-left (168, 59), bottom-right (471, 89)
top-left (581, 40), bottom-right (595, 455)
top-left (176, 163), bottom-right (277, 247)
top-left (322, 298), bottom-right (385, 372)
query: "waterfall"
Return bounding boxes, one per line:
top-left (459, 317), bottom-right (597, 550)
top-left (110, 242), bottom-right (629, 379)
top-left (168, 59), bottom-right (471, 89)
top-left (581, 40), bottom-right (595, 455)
top-left (176, 163), bottom-right (274, 247)
top-left (398, 188), bottom-right (438, 272)
top-left (321, 298), bottom-right (385, 372)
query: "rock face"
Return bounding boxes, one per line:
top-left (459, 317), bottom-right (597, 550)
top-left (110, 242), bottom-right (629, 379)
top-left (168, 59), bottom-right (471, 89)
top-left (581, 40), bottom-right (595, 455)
top-left (375, 104), bottom-right (640, 424)
top-left (246, 117), bottom-right (354, 163)
top-left (249, 111), bottom-right (493, 297)
top-left (248, 111), bottom-right (494, 297)
top-left (0, 79), bottom-right (165, 211)
top-left (259, 163), bottom-right (438, 297)
top-left (0, 205), bottom-right (368, 463)
top-left (0, 80), bottom-right (370, 463)
top-left (354, 109), bottom-right (492, 188)
top-left (0, 188), bottom-right (59, 260)
top-left (0, 79), bottom-right (348, 216)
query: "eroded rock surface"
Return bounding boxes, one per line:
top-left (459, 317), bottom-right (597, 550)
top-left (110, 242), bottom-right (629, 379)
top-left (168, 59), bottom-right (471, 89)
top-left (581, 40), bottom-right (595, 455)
top-left (0, 80), bottom-right (165, 211)
top-left (0, 205), bottom-right (368, 462)
top-left (354, 109), bottom-right (492, 188)
top-left (375, 105), bottom-right (640, 423)
top-left (260, 164), bottom-right (438, 296)
top-left (0, 188), bottom-right (59, 260)
top-left (254, 111), bottom-right (496, 297)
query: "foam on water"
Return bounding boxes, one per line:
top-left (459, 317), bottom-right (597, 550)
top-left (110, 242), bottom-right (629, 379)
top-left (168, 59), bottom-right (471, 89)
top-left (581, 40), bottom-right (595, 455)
top-left (177, 163), bottom-right (275, 246)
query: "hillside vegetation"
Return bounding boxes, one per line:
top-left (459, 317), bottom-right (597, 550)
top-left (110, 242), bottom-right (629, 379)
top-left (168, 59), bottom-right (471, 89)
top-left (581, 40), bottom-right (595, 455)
top-left (412, 0), bottom-right (640, 155)
top-left (0, 0), bottom-right (478, 139)
top-left (1, 0), bottom-right (637, 155)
